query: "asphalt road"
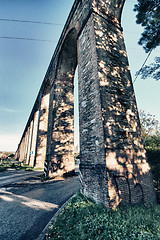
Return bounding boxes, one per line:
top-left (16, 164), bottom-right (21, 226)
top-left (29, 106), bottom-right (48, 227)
top-left (0, 169), bottom-right (43, 187)
top-left (0, 170), bottom-right (80, 240)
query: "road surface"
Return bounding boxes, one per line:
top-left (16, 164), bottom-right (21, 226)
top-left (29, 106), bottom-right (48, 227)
top-left (0, 170), bottom-right (80, 240)
top-left (0, 169), bottom-right (43, 187)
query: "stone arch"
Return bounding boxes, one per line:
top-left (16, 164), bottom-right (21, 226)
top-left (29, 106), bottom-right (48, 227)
top-left (56, 28), bottom-right (78, 78)
top-left (47, 28), bottom-right (78, 176)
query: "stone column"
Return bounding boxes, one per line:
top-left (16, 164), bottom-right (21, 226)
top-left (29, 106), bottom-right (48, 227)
top-left (29, 110), bottom-right (39, 167)
top-left (44, 84), bottom-right (55, 177)
top-left (21, 137), bottom-right (26, 163)
top-left (34, 86), bottom-right (50, 168)
top-left (78, 13), bottom-right (109, 207)
top-left (49, 74), bottom-right (75, 177)
top-left (25, 126), bottom-right (30, 164)
top-left (46, 30), bottom-right (77, 177)
top-left (78, 0), bottom-right (156, 207)
top-left (19, 139), bottom-right (24, 162)
top-left (26, 121), bottom-right (33, 165)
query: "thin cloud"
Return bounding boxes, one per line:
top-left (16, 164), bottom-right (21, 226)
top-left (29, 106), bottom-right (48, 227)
top-left (0, 107), bottom-right (19, 113)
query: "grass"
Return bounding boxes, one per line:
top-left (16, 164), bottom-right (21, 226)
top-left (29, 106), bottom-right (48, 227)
top-left (47, 149), bottom-right (160, 240)
top-left (47, 193), bottom-right (160, 240)
top-left (0, 159), bottom-right (34, 172)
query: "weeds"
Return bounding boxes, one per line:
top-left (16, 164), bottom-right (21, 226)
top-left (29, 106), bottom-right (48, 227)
top-left (47, 148), bottom-right (160, 239)
top-left (47, 193), bottom-right (160, 240)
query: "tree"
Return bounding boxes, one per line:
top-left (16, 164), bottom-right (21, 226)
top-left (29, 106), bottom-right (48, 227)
top-left (134, 0), bottom-right (160, 80)
top-left (137, 57), bottom-right (160, 81)
top-left (134, 0), bottom-right (160, 52)
top-left (139, 110), bottom-right (160, 149)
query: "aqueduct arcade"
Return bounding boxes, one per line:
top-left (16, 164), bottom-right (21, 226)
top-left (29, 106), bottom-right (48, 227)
top-left (15, 0), bottom-right (156, 208)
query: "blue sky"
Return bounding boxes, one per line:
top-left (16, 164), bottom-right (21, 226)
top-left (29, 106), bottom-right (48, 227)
top-left (0, 0), bottom-right (159, 152)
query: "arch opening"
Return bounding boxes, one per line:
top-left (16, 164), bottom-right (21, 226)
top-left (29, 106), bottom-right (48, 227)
top-left (49, 29), bottom-right (79, 176)
top-left (74, 67), bottom-right (80, 167)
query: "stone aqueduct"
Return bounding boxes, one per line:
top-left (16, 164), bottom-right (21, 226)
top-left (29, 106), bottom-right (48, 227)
top-left (15, 0), bottom-right (156, 208)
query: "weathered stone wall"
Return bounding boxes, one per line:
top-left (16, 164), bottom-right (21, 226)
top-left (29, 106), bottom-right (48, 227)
top-left (91, 1), bottom-right (155, 206)
top-left (77, 13), bottom-right (109, 206)
top-left (15, 0), bottom-right (156, 208)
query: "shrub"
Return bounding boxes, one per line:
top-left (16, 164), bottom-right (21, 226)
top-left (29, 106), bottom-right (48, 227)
top-left (146, 149), bottom-right (160, 203)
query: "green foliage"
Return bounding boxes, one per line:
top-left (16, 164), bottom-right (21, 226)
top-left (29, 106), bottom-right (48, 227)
top-left (134, 0), bottom-right (160, 52)
top-left (0, 159), bottom-right (33, 172)
top-left (0, 166), bottom-right (7, 172)
top-left (139, 110), bottom-right (160, 150)
top-left (134, 0), bottom-right (160, 80)
top-left (139, 110), bottom-right (159, 136)
top-left (146, 149), bottom-right (160, 202)
top-left (147, 149), bottom-right (160, 182)
top-left (0, 159), bottom-right (14, 172)
top-left (145, 134), bottom-right (160, 150)
top-left (47, 193), bottom-right (160, 240)
top-left (139, 110), bottom-right (160, 199)
top-left (138, 57), bottom-right (160, 81)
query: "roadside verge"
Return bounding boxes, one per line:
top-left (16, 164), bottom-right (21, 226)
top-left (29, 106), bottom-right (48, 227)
top-left (36, 194), bottom-right (76, 240)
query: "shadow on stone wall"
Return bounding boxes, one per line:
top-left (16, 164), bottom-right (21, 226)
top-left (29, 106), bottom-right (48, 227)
top-left (47, 29), bottom-right (78, 176)
top-left (49, 74), bottom-right (75, 176)
top-left (34, 80), bottom-right (51, 168)
top-left (93, 12), bottom-right (155, 207)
